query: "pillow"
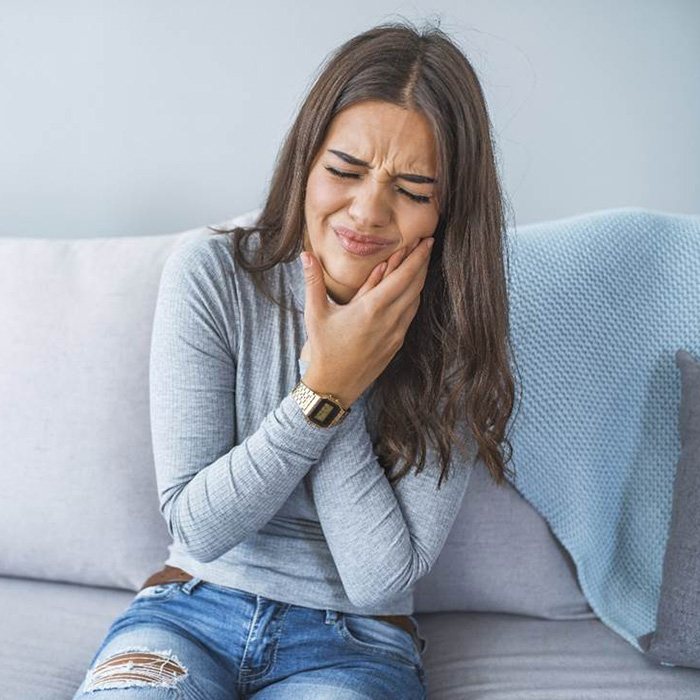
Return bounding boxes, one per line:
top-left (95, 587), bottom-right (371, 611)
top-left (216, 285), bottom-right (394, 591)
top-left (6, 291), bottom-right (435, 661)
top-left (414, 454), bottom-right (596, 620)
top-left (637, 348), bottom-right (700, 668)
top-left (0, 209), bottom-right (260, 591)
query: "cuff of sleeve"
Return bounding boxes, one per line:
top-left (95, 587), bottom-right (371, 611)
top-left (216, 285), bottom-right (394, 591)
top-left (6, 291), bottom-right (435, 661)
top-left (277, 391), bottom-right (349, 453)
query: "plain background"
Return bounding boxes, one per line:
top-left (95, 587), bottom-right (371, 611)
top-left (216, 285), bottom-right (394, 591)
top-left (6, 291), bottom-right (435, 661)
top-left (1, 0), bottom-right (698, 239)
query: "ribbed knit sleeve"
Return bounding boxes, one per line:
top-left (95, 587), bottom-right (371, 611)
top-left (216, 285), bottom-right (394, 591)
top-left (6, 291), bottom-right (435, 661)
top-left (299, 356), bottom-right (476, 609)
top-left (148, 238), bottom-right (346, 563)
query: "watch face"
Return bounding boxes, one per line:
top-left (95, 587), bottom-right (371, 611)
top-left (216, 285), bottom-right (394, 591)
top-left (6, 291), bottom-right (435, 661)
top-left (309, 397), bottom-right (342, 426)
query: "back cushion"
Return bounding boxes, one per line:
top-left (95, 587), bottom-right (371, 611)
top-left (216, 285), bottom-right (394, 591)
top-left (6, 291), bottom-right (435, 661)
top-left (414, 456), bottom-right (596, 619)
top-left (0, 214), bottom-right (254, 591)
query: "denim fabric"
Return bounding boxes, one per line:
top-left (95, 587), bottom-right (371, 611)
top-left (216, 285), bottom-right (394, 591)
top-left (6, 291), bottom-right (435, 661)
top-left (73, 577), bottom-right (428, 699)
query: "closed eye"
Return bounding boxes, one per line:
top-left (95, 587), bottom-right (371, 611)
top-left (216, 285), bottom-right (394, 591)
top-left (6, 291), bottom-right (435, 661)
top-left (324, 166), bottom-right (432, 205)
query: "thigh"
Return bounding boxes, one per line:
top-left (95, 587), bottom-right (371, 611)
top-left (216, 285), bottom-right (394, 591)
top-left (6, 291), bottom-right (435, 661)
top-left (248, 664), bottom-right (424, 700)
top-left (333, 613), bottom-right (427, 699)
top-left (72, 582), bottom-right (238, 700)
top-left (248, 610), bottom-right (426, 700)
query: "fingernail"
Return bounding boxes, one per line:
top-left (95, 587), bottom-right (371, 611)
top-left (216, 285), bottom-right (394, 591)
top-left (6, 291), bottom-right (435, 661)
top-left (301, 252), bottom-right (311, 268)
top-left (427, 238), bottom-right (434, 250)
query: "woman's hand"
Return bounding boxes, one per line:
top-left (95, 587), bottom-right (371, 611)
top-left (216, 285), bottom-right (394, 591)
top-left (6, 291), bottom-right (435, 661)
top-left (298, 237), bottom-right (423, 364)
top-left (299, 235), bottom-right (434, 408)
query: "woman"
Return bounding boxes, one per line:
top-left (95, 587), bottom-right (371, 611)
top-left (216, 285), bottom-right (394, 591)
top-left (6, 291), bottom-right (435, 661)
top-left (73, 19), bottom-right (517, 700)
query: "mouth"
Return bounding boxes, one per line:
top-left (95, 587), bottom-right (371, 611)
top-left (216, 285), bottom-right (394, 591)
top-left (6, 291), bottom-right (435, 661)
top-left (333, 226), bottom-right (394, 257)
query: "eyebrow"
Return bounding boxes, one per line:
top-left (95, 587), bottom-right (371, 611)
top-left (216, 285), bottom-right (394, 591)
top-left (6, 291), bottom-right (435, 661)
top-left (327, 149), bottom-right (438, 184)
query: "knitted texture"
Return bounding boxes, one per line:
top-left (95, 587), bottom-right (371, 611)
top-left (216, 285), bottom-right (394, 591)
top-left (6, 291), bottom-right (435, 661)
top-left (505, 207), bottom-right (700, 652)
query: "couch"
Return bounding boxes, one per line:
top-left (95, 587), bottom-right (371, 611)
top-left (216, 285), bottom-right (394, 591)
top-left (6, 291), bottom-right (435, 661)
top-left (1, 209), bottom-right (699, 699)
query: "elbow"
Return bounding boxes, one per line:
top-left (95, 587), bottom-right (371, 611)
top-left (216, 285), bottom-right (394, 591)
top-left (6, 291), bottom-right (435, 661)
top-left (167, 524), bottom-right (226, 564)
top-left (160, 498), bottom-right (227, 564)
top-left (346, 586), bottom-right (381, 610)
top-left (169, 517), bottom-right (227, 564)
top-left (182, 544), bottom-right (220, 564)
top-left (345, 554), bottom-right (426, 609)
top-left (341, 570), bottom-right (384, 609)
top-left (345, 578), bottom-right (402, 610)
top-left (346, 582), bottom-right (412, 610)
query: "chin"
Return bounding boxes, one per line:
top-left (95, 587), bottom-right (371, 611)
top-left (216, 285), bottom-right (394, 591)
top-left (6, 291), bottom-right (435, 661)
top-left (324, 254), bottom-right (370, 282)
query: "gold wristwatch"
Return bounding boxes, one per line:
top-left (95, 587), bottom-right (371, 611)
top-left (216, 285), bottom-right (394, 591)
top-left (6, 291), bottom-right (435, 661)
top-left (291, 379), bottom-right (351, 428)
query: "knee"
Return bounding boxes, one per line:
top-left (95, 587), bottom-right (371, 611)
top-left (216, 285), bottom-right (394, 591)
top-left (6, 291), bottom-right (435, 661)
top-left (83, 648), bottom-right (188, 692)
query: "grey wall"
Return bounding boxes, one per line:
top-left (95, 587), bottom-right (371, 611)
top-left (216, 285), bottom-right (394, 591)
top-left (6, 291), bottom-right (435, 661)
top-left (1, 0), bottom-right (698, 239)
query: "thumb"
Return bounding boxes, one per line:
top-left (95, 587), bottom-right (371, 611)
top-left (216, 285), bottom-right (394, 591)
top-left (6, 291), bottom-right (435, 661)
top-left (301, 251), bottom-right (328, 312)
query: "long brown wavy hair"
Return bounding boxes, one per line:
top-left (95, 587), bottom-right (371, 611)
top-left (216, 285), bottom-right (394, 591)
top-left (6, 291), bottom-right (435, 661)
top-left (209, 19), bottom-right (521, 490)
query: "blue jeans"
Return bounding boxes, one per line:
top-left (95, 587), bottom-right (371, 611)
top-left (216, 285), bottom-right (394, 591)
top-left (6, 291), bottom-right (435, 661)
top-left (73, 577), bottom-right (428, 699)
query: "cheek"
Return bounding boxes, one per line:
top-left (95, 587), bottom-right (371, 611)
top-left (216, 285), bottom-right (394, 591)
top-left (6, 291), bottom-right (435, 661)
top-left (306, 173), bottom-right (345, 216)
top-left (397, 209), bottom-right (440, 241)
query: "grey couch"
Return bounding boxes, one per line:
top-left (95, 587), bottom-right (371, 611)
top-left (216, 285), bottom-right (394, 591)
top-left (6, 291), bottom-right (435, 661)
top-left (1, 210), bottom-right (699, 699)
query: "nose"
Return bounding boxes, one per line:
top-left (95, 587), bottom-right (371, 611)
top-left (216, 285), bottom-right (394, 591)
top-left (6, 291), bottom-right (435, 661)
top-left (347, 177), bottom-right (392, 230)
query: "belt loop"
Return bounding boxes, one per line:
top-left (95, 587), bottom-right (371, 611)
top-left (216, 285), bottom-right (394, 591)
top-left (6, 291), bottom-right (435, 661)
top-left (181, 577), bottom-right (203, 595)
top-left (325, 609), bottom-right (341, 625)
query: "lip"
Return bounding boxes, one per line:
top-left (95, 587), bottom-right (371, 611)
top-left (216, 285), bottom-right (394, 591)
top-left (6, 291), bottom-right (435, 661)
top-left (333, 226), bottom-right (394, 257)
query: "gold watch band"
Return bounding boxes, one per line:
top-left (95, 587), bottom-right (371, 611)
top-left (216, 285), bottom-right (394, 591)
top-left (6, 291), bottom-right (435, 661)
top-left (291, 380), bottom-right (351, 428)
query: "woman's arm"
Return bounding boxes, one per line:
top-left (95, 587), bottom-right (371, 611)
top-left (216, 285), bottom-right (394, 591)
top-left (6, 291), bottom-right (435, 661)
top-left (149, 238), bottom-right (349, 564)
top-left (300, 357), bottom-right (475, 609)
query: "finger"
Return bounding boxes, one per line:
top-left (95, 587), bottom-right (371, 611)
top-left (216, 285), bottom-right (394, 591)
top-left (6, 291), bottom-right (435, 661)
top-left (301, 251), bottom-right (329, 316)
top-left (387, 239), bottom-right (432, 318)
top-left (369, 237), bottom-right (434, 307)
top-left (353, 260), bottom-right (388, 300)
top-left (399, 292), bottom-right (422, 330)
top-left (387, 293), bottom-right (421, 362)
top-left (379, 237), bottom-right (421, 282)
top-left (381, 246), bottom-right (408, 280)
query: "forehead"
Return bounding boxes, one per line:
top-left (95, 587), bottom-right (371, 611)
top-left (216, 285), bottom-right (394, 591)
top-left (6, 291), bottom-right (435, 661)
top-left (323, 100), bottom-right (437, 173)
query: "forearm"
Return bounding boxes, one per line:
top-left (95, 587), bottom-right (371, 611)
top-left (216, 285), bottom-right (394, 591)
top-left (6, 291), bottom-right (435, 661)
top-left (154, 391), bottom-right (346, 563)
top-left (301, 357), bottom-right (474, 609)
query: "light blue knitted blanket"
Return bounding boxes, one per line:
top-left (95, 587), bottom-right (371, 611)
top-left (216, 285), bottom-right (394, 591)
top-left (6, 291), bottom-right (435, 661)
top-left (505, 207), bottom-right (700, 652)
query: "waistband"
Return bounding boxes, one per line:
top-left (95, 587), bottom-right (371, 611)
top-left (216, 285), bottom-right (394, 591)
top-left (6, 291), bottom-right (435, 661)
top-left (139, 565), bottom-right (419, 646)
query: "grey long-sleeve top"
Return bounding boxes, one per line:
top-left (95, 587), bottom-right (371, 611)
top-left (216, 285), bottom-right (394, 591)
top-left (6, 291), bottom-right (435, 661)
top-left (149, 231), bottom-right (476, 615)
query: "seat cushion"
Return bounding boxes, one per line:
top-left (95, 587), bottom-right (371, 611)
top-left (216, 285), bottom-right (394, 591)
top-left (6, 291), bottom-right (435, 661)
top-left (419, 611), bottom-right (700, 699)
top-left (2, 576), bottom-right (698, 700)
top-left (0, 576), bottom-right (135, 699)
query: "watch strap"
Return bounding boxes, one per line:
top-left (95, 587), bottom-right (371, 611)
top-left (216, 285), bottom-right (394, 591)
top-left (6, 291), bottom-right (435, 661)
top-left (291, 380), bottom-right (351, 428)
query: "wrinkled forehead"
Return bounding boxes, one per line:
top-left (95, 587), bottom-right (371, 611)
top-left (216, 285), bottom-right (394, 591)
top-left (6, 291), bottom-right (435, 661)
top-left (321, 101), bottom-right (438, 177)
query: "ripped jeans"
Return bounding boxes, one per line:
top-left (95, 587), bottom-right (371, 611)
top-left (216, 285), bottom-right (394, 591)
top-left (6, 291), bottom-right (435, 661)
top-left (73, 576), bottom-right (428, 699)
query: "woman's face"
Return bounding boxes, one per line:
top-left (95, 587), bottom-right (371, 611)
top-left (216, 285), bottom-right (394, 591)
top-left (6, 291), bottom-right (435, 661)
top-left (302, 100), bottom-right (440, 305)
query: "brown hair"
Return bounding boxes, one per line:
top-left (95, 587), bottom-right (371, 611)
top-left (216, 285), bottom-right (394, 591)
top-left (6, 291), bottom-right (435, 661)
top-left (209, 18), bottom-right (521, 490)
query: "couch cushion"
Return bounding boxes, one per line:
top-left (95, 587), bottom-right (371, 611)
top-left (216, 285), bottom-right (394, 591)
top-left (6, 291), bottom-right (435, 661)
top-left (415, 455), bottom-right (595, 620)
top-left (419, 608), bottom-right (700, 699)
top-left (0, 212), bottom-right (257, 591)
top-left (1, 575), bottom-right (698, 700)
top-left (639, 349), bottom-right (700, 668)
top-left (0, 576), bottom-right (135, 700)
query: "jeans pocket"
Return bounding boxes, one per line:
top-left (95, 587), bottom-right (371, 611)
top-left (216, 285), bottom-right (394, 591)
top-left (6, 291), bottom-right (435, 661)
top-left (337, 613), bottom-right (420, 669)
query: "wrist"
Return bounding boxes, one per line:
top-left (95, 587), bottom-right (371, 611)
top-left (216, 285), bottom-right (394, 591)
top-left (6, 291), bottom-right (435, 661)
top-left (301, 370), bottom-right (358, 410)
